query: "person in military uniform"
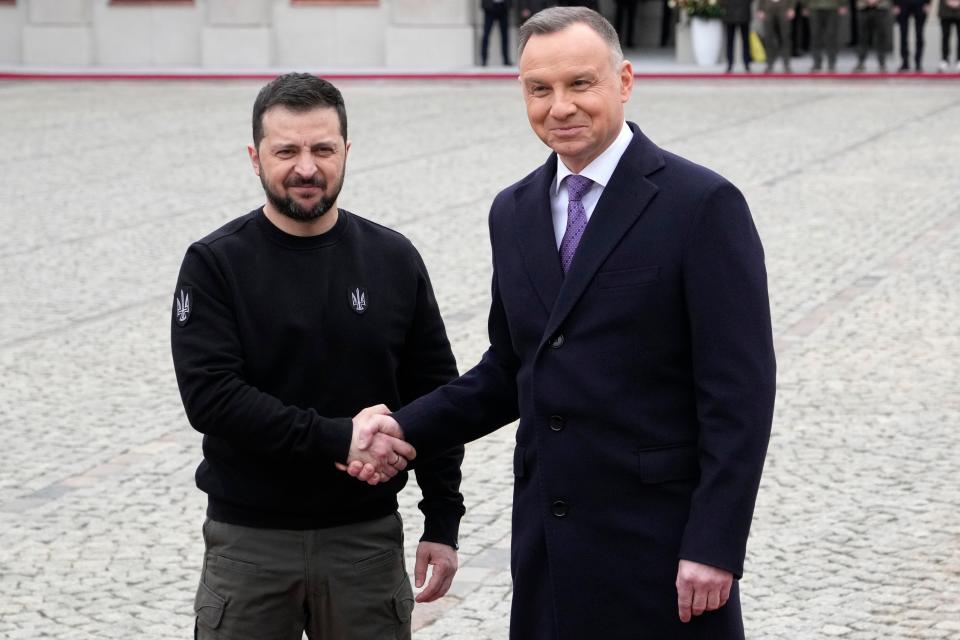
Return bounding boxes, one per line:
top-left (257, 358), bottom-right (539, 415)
top-left (757, 0), bottom-right (797, 71)
top-left (854, 0), bottom-right (892, 71)
top-left (804, 0), bottom-right (848, 71)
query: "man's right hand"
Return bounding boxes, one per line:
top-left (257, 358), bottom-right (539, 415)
top-left (343, 409), bottom-right (408, 485)
top-left (334, 405), bottom-right (415, 485)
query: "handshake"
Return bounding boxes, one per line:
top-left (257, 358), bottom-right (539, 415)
top-left (335, 404), bottom-right (412, 485)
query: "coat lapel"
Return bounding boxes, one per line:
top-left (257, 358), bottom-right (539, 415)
top-left (513, 154), bottom-right (564, 315)
top-left (541, 125), bottom-right (665, 346)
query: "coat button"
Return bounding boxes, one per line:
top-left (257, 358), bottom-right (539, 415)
top-left (549, 416), bottom-right (565, 432)
top-left (549, 333), bottom-right (565, 349)
top-left (551, 500), bottom-right (568, 517)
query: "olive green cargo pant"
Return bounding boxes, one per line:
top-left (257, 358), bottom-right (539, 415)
top-left (194, 513), bottom-right (414, 640)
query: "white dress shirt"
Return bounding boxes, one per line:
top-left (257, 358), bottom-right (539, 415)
top-left (550, 122), bottom-right (634, 249)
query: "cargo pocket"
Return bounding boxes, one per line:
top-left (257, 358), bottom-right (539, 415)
top-left (194, 580), bottom-right (225, 631)
top-left (392, 578), bottom-right (415, 624)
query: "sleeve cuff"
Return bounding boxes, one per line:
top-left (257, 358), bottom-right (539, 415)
top-left (420, 508), bottom-right (463, 550)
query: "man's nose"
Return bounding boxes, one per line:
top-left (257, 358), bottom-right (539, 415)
top-left (549, 91), bottom-right (577, 119)
top-left (294, 150), bottom-right (318, 177)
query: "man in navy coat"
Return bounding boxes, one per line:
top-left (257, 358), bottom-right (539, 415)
top-left (346, 7), bottom-right (776, 638)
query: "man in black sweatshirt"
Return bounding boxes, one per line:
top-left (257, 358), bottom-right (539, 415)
top-left (171, 73), bottom-right (465, 640)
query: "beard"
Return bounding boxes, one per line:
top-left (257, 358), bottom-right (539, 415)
top-left (260, 169), bottom-right (345, 221)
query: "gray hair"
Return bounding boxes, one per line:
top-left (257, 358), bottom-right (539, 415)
top-left (517, 7), bottom-right (624, 64)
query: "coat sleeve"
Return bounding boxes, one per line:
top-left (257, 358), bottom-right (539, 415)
top-left (170, 244), bottom-right (352, 463)
top-left (678, 180), bottom-right (776, 578)
top-left (397, 248), bottom-right (466, 548)
top-left (393, 205), bottom-right (522, 458)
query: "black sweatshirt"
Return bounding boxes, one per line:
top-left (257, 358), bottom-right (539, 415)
top-left (171, 208), bottom-right (464, 546)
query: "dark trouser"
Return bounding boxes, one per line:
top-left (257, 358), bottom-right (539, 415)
top-left (615, 0), bottom-right (640, 46)
top-left (944, 17), bottom-right (960, 60)
top-left (725, 22), bottom-right (752, 69)
top-left (896, 1), bottom-right (927, 66)
top-left (481, 5), bottom-right (511, 65)
top-left (858, 7), bottom-right (890, 63)
top-left (194, 514), bottom-right (413, 640)
top-left (810, 8), bottom-right (841, 68)
top-left (764, 7), bottom-right (795, 67)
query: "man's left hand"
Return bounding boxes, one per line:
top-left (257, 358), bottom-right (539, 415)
top-left (414, 542), bottom-right (458, 603)
top-left (676, 559), bottom-right (733, 623)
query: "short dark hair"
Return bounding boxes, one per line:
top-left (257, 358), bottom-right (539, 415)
top-left (252, 73), bottom-right (347, 149)
top-left (518, 7), bottom-right (623, 64)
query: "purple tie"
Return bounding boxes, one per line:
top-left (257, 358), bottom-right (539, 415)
top-left (559, 174), bottom-right (593, 273)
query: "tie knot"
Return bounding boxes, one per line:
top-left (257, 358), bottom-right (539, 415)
top-left (565, 175), bottom-right (593, 202)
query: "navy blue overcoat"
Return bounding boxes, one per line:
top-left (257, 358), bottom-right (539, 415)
top-left (396, 123), bottom-right (776, 639)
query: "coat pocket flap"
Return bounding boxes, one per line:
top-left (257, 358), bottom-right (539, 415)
top-left (194, 580), bottom-right (225, 630)
top-left (598, 266), bottom-right (660, 289)
top-left (637, 444), bottom-right (700, 484)
top-left (513, 445), bottom-right (526, 478)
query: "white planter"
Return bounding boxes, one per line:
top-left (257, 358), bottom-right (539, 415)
top-left (690, 17), bottom-right (723, 66)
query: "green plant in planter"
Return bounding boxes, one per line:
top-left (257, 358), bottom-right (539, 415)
top-left (669, 0), bottom-right (725, 19)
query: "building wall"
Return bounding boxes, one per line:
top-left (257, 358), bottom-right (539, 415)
top-left (3, 0), bottom-right (479, 68)
top-left (0, 2), bottom-right (27, 64)
top-left (8, 0), bottom-right (944, 71)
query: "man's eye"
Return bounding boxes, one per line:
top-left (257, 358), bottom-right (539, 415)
top-left (531, 86), bottom-right (548, 95)
top-left (276, 150), bottom-right (295, 158)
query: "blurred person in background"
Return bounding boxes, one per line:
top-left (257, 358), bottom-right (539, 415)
top-left (757, 0), bottom-right (797, 71)
top-left (614, 0), bottom-right (641, 47)
top-left (482, 0), bottom-right (514, 65)
top-left (939, 0), bottom-right (960, 70)
top-left (724, 0), bottom-right (754, 72)
top-left (853, 0), bottom-right (892, 71)
top-left (893, 0), bottom-right (931, 71)
top-left (804, 0), bottom-right (848, 71)
top-left (557, 0), bottom-right (601, 9)
top-left (520, 0), bottom-right (556, 23)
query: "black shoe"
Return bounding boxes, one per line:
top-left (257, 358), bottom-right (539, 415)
top-left (898, 62), bottom-right (909, 72)
top-left (853, 63), bottom-right (865, 72)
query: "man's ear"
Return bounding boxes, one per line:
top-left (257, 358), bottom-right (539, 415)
top-left (619, 59), bottom-right (634, 103)
top-left (247, 143), bottom-right (261, 177)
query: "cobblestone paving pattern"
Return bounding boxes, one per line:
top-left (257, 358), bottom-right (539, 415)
top-left (0, 79), bottom-right (957, 639)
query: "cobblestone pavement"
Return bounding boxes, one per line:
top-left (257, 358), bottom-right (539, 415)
top-left (0, 79), bottom-right (958, 639)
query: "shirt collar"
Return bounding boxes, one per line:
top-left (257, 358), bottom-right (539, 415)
top-left (552, 122), bottom-right (633, 196)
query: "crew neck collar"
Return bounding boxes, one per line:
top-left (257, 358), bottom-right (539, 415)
top-left (255, 207), bottom-right (350, 249)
